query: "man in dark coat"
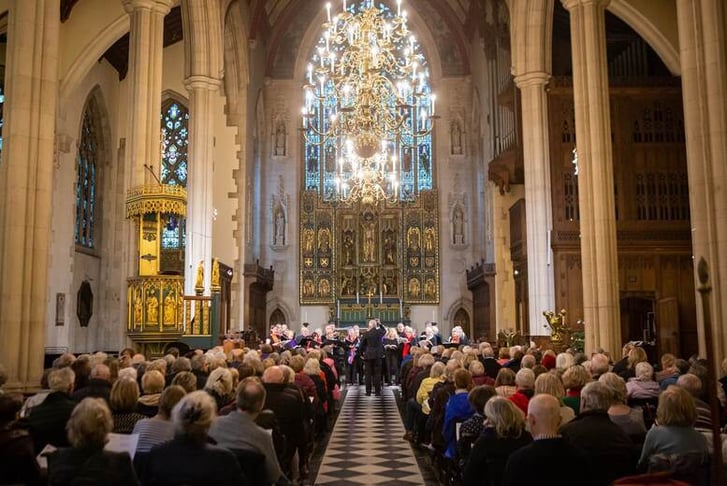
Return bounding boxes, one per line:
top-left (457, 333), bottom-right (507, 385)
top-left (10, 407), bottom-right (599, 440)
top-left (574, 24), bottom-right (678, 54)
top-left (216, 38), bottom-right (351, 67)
top-left (560, 381), bottom-right (638, 485)
top-left (359, 319), bottom-right (386, 396)
top-left (25, 367), bottom-right (77, 452)
top-left (72, 364), bottom-right (111, 404)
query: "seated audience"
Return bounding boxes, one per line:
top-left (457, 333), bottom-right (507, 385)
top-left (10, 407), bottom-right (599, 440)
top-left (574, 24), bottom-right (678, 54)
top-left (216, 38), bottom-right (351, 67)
top-left (555, 352), bottom-right (574, 372)
top-left (144, 391), bottom-right (246, 485)
top-left (47, 398), bottom-right (138, 486)
top-left (72, 363), bottom-right (112, 403)
top-left (659, 359), bottom-right (690, 390)
top-left (109, 378), bottom-right (146, 434)
top-left (534, 372), bottom-right (575, 426)
top-left (676, 373), bottom-right (713, 430)
top-left (132, 385), bottom-right (186, 454)
top-left (469, 360), bottom-right (494, 386)
top-left (599, 372), bottom-right (647, 441)
top-left (617, 347), bottom-right (648, 381)
top-left (209, 377), bottom-right (285, 485)
top-left (443, 369), bottom-right (475, 458)
top-left (639, 385), bottom-right (709, 483)
top-left (0, 393), bottom-right (41, 485)
top-left (502, 394), bottom-right (588, 486)
top-left (26, 367), bottom-right (77, 451)
top-left (562, 364), bottom-right (590, 415)
top-left (590, 353), bottom-right (610, 380)
top-left (205, 367), bottom-right (235, 412)
top-left (655, 353), bottom-right (678, 383)
top-left (137, 369), bottom-right (165, 417)
top-left (457, 385), bottom-right (497, 462)
top-left (20, 369), bottom-right (53, 418)
top-left (463, 396), bottom-right (531, 486)
top-left (495, 368), bottom-right (517, 398)
top-left (560, 382), bottom-right (637, 485)
top-left (626, 362), bottom-right (660, 401)
top-left (171, 371), bottom-right (198, 394)
top-left (508, 368), bottom-right (535, 415)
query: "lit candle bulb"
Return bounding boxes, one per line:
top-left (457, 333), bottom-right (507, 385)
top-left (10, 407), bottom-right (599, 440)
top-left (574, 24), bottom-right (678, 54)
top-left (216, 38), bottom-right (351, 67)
top-left (308, 64), bottom-right (313, 84)
top-left (342, 0), bottom-right (346, 12)
top-left (330, 53), bottom-right (336, 74)
top-left (397, 0), bottom-right (401, 16)
top-left (431, 94), bottom-right (436, 115)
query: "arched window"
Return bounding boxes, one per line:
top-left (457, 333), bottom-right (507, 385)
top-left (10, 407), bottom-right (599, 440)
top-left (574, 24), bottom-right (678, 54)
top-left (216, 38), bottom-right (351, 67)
top-left (75, 99), bottom-right (101, 249)
top-left (160, 98), bottom-right (189, 250)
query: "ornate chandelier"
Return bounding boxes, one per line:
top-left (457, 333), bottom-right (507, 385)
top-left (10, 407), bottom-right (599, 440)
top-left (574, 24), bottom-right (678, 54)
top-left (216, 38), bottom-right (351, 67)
top-left (302, 0), bottom-right (436, 205)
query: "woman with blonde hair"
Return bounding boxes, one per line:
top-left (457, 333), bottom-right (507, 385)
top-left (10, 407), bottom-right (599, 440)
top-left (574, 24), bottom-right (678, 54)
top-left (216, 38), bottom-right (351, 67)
top-left (562, 364), bottom-right (590, 415)
top-left (534, 372), bottom-right (575, 425)
top-left (494, 368), bottom-right (517, 398)
top-left (143, 391), bottom-right (245, 485)
top-left (599, 372), bottom-right (646, 440)
top-left (137, 369), bottom-right (165, 417)
top-left (463, 396), bottom-right (532, 486)
top-left (618, 346), bottom-right (648, 380)
top-left (47, 398), bottom-right (138, 485)
top-left (204, 367), bottom-right (234, 412)
top-left (638, 386), bottom-right (708, 480)
top-left (110, 378), bottom-right (146, 434)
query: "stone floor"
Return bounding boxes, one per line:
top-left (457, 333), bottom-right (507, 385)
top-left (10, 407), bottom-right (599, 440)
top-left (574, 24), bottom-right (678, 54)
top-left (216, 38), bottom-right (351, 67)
top-left (313, 385), bottom-right (434, 485)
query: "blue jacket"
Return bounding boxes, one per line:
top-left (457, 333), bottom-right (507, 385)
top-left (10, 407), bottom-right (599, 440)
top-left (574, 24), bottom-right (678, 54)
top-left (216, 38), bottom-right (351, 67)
top-left (443, 392), bottom-right (475, 458)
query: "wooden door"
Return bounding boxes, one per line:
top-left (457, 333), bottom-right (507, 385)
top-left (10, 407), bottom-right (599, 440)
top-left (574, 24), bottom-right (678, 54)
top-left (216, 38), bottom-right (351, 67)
top-left (656, 297), bottom-right (680, 357)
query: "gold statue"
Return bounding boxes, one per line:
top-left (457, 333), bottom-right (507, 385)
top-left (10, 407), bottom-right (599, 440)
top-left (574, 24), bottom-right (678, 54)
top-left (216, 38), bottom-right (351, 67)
top-left (211, 258), bottom-right (221, 291)
top-left (147, 293), bottom-right (159, 324)
top-left (543, 309), bottom-right (568, 344)
top-left (424, 227), bottom-right (435, 252)
top-left (195, 260), bottom-right (204, 291)
top-left (319, 278), bottom-right (331, 296)
top-left (303, 228), bottom-right (315, 253)
top-left (407, 227), bottom-right (420, 251)
top-left (163, 292), bottom-right (175, 325)
top-left (408, 277), bottom-right (421, 298)
top-left (133, 288), bottom-right (143, 325)
top-left (424, 278), bottom-right (436, 299)
top-left (362, 223), bottom-right (375, 262)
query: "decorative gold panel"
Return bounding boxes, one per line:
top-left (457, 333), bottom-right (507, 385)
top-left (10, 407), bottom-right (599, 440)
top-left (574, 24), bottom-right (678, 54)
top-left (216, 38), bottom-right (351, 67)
top-left (299, 190), bottom-right (439, 305)
top-left (127, 275), bottom-right (185, 334)
top-left (125, 184), bottom-right (187, 219)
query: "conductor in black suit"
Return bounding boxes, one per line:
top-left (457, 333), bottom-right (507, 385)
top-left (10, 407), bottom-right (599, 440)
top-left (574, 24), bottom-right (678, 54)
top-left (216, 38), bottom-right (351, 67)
top-left (359, 319), bottom-right (386, 396)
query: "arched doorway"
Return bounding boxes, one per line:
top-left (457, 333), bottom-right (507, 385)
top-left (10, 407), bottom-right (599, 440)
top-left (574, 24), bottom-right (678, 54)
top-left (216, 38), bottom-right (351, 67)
top-left (269, 308), bottom-right (286, 329)
top-left (453, 307), bottom-right (471, 340)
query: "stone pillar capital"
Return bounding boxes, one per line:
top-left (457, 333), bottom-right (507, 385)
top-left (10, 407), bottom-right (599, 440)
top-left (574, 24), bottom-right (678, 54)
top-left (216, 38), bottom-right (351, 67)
top-left (122, 0), bottom-right (174, 15)
top-left (184, 75), bottom-right (222, 92)
top-left (514, 71), bottom-right (551, 89)
top-left (560, 0), bottom-right (610, 12)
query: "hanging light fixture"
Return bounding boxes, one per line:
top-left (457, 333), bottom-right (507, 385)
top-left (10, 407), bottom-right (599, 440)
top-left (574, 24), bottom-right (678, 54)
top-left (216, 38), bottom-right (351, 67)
top-left (302, 0), bottom-right (437, 205)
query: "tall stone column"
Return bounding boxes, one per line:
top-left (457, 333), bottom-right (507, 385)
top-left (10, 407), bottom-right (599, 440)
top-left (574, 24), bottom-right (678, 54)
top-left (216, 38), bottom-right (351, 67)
top-left (122, 0), bottom-right (174, 187)
top-left (184, 76), bottom-right (221, 295)
top-left (561, 0), bottom-right (621, 355)
top-left (0, 0), bottom-right (60, 390)
top-left (676, 0), bottom-right (727, 363)
top-left (514, 73), bottom-right (555, 336)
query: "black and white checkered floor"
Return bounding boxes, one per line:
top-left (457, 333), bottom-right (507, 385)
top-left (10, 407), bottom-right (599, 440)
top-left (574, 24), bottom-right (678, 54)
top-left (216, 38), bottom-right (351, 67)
top-left (314, 385), bottom-right (425, 485)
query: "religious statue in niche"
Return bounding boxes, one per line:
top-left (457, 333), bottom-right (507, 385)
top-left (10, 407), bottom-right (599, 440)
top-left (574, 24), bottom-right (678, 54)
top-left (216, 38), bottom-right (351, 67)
top-left (383, 232), bottom-right (396, 265)
top-left (273, 205), bottom-right (286, 246)
top-left (424, 227), bottom-right (435, 252)
top-left (362, 222), bottom-right (376, 262)
top-left (303, 279), bottom-right (315, 297)
top-left (163, 292), bottom-right (175, 326)
top-left (407, 227), bottom-right (421, 252)
top-left (452, 204), bottom-right (465, 245)
top-left (341, 273), bottom-right (357, 295)
top-left (134, 289), bottom-right (143, 325)
top-left (147, 291), bottom-right (159, 324)
top-left (424, 278), bottom-right (437, 299)
top-left (274, 119), bottom-right (287, 156)
top-left (325, 145), bottom-right (336, 172)
top-left (343, 232), bottom-right (355, 265)
top-left (450, 118), bottom-right (463, 155)
top-left (77, 281), bottom-right (93, 328)
top-left (195, 261), bottom-right (204, 291)
top-left (307, 146), bottom-right (317, 174)
top-left (303, 228), bottom-right (315, 253)
top-left (408, 277), bottom-right (421, 298)
top-left (402, 147), bottom-right (413, 172)
top-left (318, 228), bottom-right (331, 252)
top-left (319, 278), bottom-right (331, 296)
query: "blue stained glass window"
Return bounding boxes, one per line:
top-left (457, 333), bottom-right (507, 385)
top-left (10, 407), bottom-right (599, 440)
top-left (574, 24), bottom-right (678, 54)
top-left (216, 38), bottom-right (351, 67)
top-left (160, 98), bottom-right (189, 250)
top-left (75, 101), bottom-right (100, 249)
top-left (161, 100), bottom-right (189, 187)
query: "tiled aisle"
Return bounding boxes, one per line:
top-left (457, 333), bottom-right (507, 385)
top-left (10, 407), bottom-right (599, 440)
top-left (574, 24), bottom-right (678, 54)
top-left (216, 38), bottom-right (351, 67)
top-left (314, 385), bottom-right (425, 485)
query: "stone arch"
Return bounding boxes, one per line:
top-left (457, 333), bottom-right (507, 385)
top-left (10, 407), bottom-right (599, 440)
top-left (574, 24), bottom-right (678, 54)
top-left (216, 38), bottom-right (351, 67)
top-left (181, 0), bottom-right (223, 80)
top-left (509, 0), bottom-right (552, 77)
top-left (161, 89), bottom-right (190, 106)
top-left (445, 297), bottom-right (473, 337)
top-left (607, 0), bottom-right (680, 76)
top-left (266, 297), bottom-right (293, 330)
top-left (222, 0), bottom-right (250, 124)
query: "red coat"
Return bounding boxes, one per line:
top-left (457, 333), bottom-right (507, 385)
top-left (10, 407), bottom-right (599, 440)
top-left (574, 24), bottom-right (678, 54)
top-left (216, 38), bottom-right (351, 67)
top-left (509, 390), bottom-right (530, 415)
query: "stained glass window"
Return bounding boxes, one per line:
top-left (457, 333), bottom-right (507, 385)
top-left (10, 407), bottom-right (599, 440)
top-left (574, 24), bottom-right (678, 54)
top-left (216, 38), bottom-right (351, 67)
top-left (303, 1), bottom-right (434, 202)
top-left (160, 98), bottom-right (189, 250)
top-left (75, 100), bottom-right (100, 249)
top-left (161, 99), bottom-right (189, 187)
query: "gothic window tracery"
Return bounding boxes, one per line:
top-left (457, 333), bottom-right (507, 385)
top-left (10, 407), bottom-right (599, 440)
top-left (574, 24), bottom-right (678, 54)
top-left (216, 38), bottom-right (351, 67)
top-left (160, 98), bottom-right (189, 250)
top-left (75, 99), bottom-right (101, 249)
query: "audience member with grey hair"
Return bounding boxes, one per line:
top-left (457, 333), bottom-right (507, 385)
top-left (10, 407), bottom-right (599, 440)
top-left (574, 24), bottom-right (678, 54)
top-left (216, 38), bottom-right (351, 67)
top-left (677, 373), bottom-right (713, 430)
top-left (171, 371), bottom-right (198, 394)
top-left (599, 372), bottom-right (646, 440)
top-left (509, 368), bottom-right (535, 414)
top-left (72, 363), bottom-right (112, 404)
top-left (559, 382), bottom-right (637, 485)
top-left (133, 385), bottom-right (186, 455)
top-left (47, 398), bottom-right (139, 486)
top-left (210, 377), bottom-right (285, 484)
top-left (204, 367), bottom-right (234, 412)
top-left (626, 362), bottom-right (660, 400)
top-left (143, 391), bottom-right (245, 485)
top-left (590, 353), bottom-right (610, 379)
top-left (190, 354), bottom-right (209, 390)
top-left (502, 395), bottom-right (589, 486)
top-left (137, 369), bottom-right (165, 417)
top-left (26, 367), bottom-right (77, 452)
